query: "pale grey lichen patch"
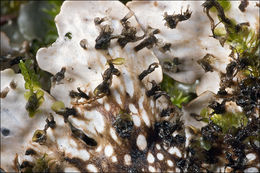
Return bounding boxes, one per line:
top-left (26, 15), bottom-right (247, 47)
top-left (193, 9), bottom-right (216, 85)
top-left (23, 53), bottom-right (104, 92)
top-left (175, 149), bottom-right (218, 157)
top-left (33, 1), bottom-right (186, 172)
top-left (127, 1), bottom-right (259, 96)
top-left (0, 69), bottom-right (56, 172)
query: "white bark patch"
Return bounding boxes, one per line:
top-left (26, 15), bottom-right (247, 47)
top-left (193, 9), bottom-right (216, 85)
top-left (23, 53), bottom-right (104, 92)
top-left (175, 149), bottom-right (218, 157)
top-left (112, 89), bottom-right (123, 106)
top-left (83, 110), bottom-right (105, 134)
top-left (104, 145), bottom-right (114, 157)
top-left (136, 134), bottom-right (147, 151)
top-left (167, 160), bottom-right (173, 167)
top-left (147, 152), bottom-right (155, 163)
top-left (110, 128), bottom-right (118, 142)
top-left (141, 110), bottom-right (150, 127)
top-left (78, 149), bottom-right (90, 161)
top-left (244, 167), bottom-right (258, 173)
top-left (121, 67), bottom-right (134, 97)
top-left (132, 115), bottom-right (141, 127)
top-left (246, 153), bottom-right (256, 162)
top-left (196, 71), bottom-right (220, 95)
top-left (129, 104), bottom-right (138, 114)
top-left (104, 103), bottom-right (110, 111)
top-left (87, 164), bottom-right (98, 172)
top-left (111, 156), bottom-right (117, 163)
top-left (96, 145), bottom-right (102, 152)
top-left (156, 153), bottom-right (164, 161)
top-left (60, 137), bottom-right (90, 161)
top-left (175, 168), bottom-right (181, 173)
top-left (64, 167), bottom-right (80, 172)
top-left (150, 100), bottom-right (155, 114)
top-left (138, 95), bottom-right (144, 109)
top-left (124, 154), bottom-right (131, 165)
top-left (168, 146), bottom-right (182, 157)
top-left (149, 166), bottom-right (156, 172)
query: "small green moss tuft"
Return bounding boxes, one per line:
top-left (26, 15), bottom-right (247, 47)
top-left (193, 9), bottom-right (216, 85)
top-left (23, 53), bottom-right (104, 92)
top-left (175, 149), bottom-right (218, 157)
top-left (200, 108), bottom-right (248, 133)
top-left (51, 101), bottom-right (65, 112)
top-left (19, 60), bottom-right (45, 117)
top-left (160, 74), bottom-right (196, 108)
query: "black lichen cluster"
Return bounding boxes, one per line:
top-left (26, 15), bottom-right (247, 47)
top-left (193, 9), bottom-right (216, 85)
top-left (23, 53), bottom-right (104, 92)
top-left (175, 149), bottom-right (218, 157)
top-left (94, 62), bottom-right (120, 98)
top-left (138, 63), bottom-right (159, 81)
top-left (163, 8), bottom-right (192, 29)
top-left (154, 120), bottom-right (184, 146)
top-left (185, 0), bottom-right (260, 172)
top-left (234, 76), bottom-right (260, 116)
top-left (95, 12), bottom-right (146, 50)
top-left (113, 110), bottom-right (134, 138)
top-left (118, 12), bottom-right (145, 48)
top-left (134, 28), bottom-right (160, 52)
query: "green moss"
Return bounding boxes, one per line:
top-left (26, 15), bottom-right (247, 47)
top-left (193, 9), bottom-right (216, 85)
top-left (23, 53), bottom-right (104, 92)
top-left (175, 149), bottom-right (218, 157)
top-left (42, 0), bottom-right (63, 45)
top-left (51, 101), bottom-right (65, 112)
top-left (160, 74), bottom-right (196, 108)
top-left (0, 1), bottom-right (27, 15)
top-left (210, 0), bottom-right (231, 13)
top-left (109, 58), bottom-right (125, 65)
top-left (200, 137), bottom-right (212, 151)
top-left (211, 112), bottom-right (248, 133)
top-left (19, 60), bottom-right (45, 117)
top-left (208, 0), bottom-right (260, 77)
top-left (32, 154), bottom-right (50, 172)
top-left (200, 108), bottom-right (248, 133)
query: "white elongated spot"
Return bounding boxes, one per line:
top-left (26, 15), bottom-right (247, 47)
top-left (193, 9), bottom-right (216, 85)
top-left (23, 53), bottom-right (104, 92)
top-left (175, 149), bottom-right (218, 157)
top-left (147, 152), bottom-right (155, 163)
top-left (149, 166), bottom-right (156, 172)
top-left (78, 149), bottom-right (90, 161)
top-left (87, 164), bottom-right (98, 172)
top-left (132, 115), bottom-right (141, 127)
top-left (150, 100), bottom-right (154, 113)
top-left (244, 167), bottom-right (258, 173)
top-left (124, 154), bottom-right (131, 165)
top-left (47, 129), bottom-right (56, 142)
top-left (64, 167), bottom-right (80, 172)
top-left (156, 144), bottom-right (161, 150)
top-left (129, 104), bottom-right (138, 114)
top-left (167, 160), bottom-right (173, 167)
top-left (122, 68), bottom-right (134, 97)
top-left (157, 153), bottom-right (164, 161)
top-left (112, 156), bottom-right (117, 163)
top-left (84, 110), bottom-right (105, 134)
top-left (104, 145), bottom-right (114, 157)
top-left (110, 128), bottom-right (118, 142)
top-left (96, 145), bottom-right (102, 152)
top-left (60, 137), bottom-right (90, 161)
top-left (138, 95), bottom-right (144, 109)
top-left (141, 110), bottom-right (150, 127)
top-left (69, 139), bottom-right (77, 148)
top-left (163, 145), bottom-right (169, 150)
top-left (104, 103), bottom-right (110, 111)
top-left (246, 153), bottom-right (256, 162)
top-left (112, 89), bottom-right (122, 106)
top-left (175, 168), bottom-right (181, 173)
top-left (97, 98), bottom-right (103, 104)
top-left (168, 147), bottom-right (182, 157)
top-left (136, 134), bottom-right (147, 151)
top-left (92, 110), bottom-right (105, 133)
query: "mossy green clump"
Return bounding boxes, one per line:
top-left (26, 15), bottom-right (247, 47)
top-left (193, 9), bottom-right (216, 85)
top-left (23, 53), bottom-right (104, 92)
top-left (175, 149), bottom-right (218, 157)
top-left (200, 108), bottom-right (248, 133)
top-left (0, 0), bottom-right (27, 15)
top-left (19, 59), bottom-right (44, 117)
top-left (160, 74), bottom-right (196, 108)
top-left (210, 0), bottom-right (231, 13)
top-left (42, 0), bottom-right (63, 45)
top-left (51, 101), bottom-right (65, 112)
top-left (32, 154), bottom-right (50, 172)
top-left (205, 0), bottom-right (260, 77)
